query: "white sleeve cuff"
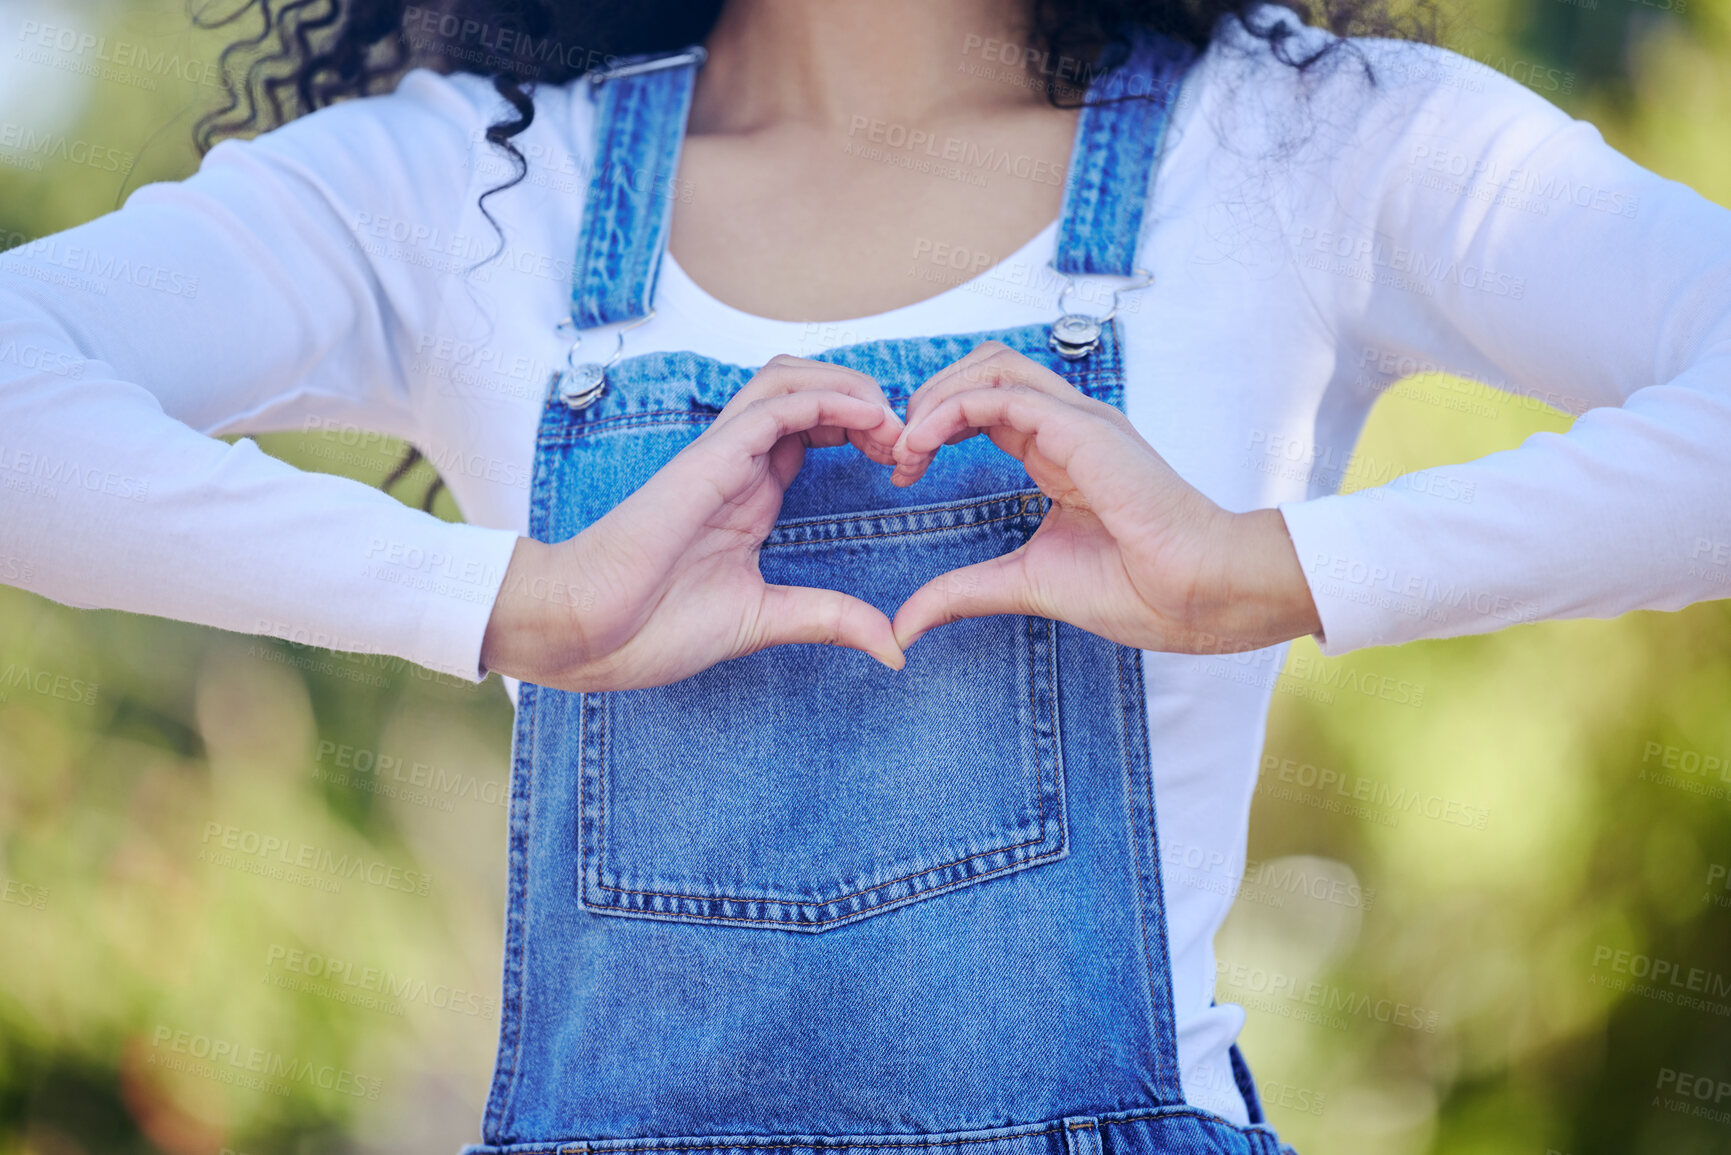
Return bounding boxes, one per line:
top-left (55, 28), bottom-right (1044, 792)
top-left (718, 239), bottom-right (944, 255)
top-left (1277, 495), bottom-right (1411, 656)
top-left (398, 521), bottom-right (523, 682)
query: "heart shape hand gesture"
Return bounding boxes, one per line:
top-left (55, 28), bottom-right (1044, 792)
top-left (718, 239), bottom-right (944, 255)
top-left (480, 345), bottom-right (1319, 691)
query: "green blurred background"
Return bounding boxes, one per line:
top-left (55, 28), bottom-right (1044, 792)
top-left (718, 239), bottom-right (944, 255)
top-left (2, 1), bottom-right (1729, 1152)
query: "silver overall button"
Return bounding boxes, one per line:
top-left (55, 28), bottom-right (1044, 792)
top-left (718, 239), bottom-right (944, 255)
top-left (557, 362), bottom-right (608, 409)
top-left (551, 311), bottom-right (657, 409)
top-left (1049, 313), bottom-right (1102, 360)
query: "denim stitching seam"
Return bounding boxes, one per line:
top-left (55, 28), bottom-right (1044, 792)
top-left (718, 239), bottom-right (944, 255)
top-left (465, 1106), bottom-right (1276, 1154)
top-left (584, 609), bottom-right (1063, 925)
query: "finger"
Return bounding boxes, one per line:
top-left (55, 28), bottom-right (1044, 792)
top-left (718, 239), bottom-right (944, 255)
top-left (894, 344), bottom-right (1087, 485)
top-left (733, 390), bottom-right (898, 459)
top-left (904, 388), bottom-right (1178, 534)
top-left (655, 392), bottom-right (894, 535)
top-left (900, 342), bottom-right (1079, 436)
top-left (899, 386), bottom-right (1087, 471)
top-left (755, 585), bottom-right (906, 671)
top-left (891, 551), bottom-right (1034, 650)
top-left (725, 355), bottom-right (887, 411)
top-left (724, 355), bottom-right (903, 462)
top-left (702, 390), bottom-right (896, 466)
top-left (896, 342), bottom-right (1011, 458)
top-left (765, 432), bottom-right (808, 493)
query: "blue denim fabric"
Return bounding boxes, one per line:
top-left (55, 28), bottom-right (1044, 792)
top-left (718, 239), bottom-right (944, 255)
top-left (570, 51), bottom-right (701, 328)
top-left (1053, 33), bottom-right (1194, 277)
top-left (468, 29), bottom-right (1298, 1155)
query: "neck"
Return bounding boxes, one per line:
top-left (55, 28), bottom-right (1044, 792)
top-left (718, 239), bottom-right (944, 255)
top-left (691, 0), bottom-right (1044, 134)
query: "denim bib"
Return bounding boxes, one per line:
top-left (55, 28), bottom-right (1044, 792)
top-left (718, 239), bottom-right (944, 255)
top-left (470, 30), bottom-right (1297, 1155)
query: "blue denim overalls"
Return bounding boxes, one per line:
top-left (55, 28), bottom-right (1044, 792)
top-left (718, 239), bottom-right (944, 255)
top-left (469, 28), bottom-right (1297, 1155)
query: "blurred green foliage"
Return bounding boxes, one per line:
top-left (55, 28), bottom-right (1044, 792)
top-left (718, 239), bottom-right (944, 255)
top-left (1, 1), bottom-right (1729, 1153)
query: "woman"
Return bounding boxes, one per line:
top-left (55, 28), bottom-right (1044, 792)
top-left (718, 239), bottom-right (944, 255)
top-left (2, 0), bottom-right (1727, 1151)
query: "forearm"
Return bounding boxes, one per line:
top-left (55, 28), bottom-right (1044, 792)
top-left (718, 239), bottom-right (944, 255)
top-left (1185, 507), bottom-right (1324, 655)
top-left (1277, 368), bottom-right (1731, 655)
top-left (479, 537), bottom-right (594, 684)
top-left (0, 367), bottom-right (519, 681)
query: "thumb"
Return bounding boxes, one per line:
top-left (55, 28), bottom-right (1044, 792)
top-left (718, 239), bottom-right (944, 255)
top-left (755, 585), bottom-right (906, 670)
top-left (891, 552), bottom-right (1030, 650)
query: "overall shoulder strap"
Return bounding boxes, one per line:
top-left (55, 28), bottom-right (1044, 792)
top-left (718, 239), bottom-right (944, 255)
top-left (1053, 28), bottom-right (1197, 276)
top-left (570, 47), bottom-right (706, 329)
top-left (568, 30), bottom-right (1193, 325)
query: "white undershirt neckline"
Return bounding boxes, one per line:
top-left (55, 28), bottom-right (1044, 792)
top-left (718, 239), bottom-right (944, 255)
top-left (655, 217), bottom-right (1064, 350)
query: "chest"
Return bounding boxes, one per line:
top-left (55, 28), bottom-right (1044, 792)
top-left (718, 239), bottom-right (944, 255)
top-left (666, 107), bottom-right (1080, 322)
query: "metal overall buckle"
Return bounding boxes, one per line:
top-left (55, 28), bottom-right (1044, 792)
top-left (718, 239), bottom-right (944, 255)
top-left (551, 312), bottom-right (656, 410)
top-left (1048, 268), bottom-right (1153, 360)
top-left (552, 46), bottom-right (708, 409)
top-left (586, 46), bottom-right (707, 87)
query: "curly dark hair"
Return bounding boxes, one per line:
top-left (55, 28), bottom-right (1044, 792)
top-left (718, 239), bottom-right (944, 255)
top-left (190, 0), bottom-right (1436, 510)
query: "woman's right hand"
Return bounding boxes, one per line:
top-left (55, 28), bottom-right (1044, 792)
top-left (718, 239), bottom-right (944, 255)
top-left (478, 357), bottom-right (907, 691)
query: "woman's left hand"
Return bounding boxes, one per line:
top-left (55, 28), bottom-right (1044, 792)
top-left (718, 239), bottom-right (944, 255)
top-left (889, 341), bottom-right (1322, 655)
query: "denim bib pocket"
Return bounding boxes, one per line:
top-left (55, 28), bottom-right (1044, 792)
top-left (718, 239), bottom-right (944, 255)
top-left (574, 487), bottom-right (1071, 933)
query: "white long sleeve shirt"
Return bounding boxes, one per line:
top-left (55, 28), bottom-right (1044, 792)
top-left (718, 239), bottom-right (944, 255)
top-left (4, 9), bottom-right (1730, 1125)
